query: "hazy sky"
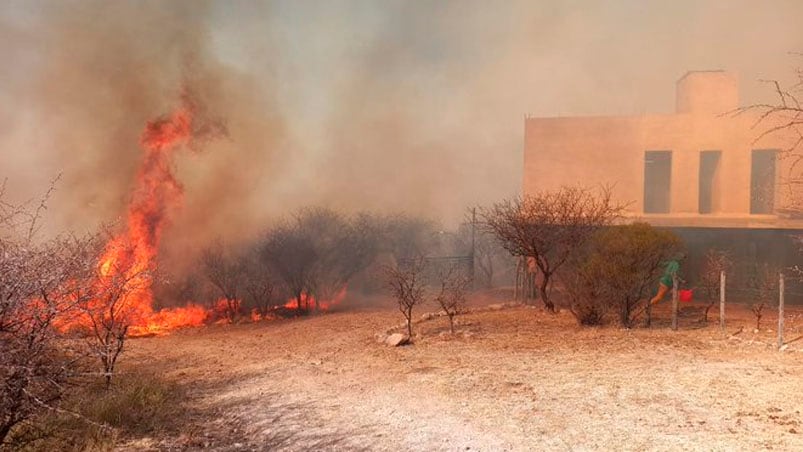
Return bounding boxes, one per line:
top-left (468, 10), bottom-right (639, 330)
top-left (1, 0), bottom-right (802, 244)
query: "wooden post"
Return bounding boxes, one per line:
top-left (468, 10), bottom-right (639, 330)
top-left (778, 273), bottom-right (785, 350)
top-left (719, 271), bottom-right (726, 332)
top-left (671, 273), bottom-right (679, 331)
top-left (470, 207), bottom-right (476, 290)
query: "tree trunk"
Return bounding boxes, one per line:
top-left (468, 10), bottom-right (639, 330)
top-left (703, 302), bottom-right (714, 323)
top-left (448, 314), bottom-right (455, 334)
top-left (0, 422), bottom-right (14, 446)
top-left (406, 309), bottom-right (413, 337)
top-left (621, 304), bottom-right (630, 328)
top-left (539, 273), bottom-right (555, 312)
top-left (0, 377), bottom-right (25, 443)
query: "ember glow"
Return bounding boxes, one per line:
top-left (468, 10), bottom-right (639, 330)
top-left (283, 286), bottom-right (348, 312)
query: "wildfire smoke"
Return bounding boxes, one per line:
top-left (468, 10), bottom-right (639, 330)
top-left (77, 92), bottom-right (226, 336)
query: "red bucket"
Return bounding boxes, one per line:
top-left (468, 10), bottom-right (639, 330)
top-left (679, 289), bottom-right (693, 302)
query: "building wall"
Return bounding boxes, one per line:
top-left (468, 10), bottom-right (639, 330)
top-left (523, 71), bottom-right (801, 229)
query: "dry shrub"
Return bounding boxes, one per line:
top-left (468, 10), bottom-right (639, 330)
top-left (1, 182), bottom-right (102, 445)
top-left (570, 298), bottom-right (608, 327)
top-left (747, 263), bottom-right (779, 330)
top-left (383, 256), bottom-right (427, 337)
top-left (562, 223), bottom-right (683, 327)
top-left (480, 185), bottom-right (625, 311)
top-left (434, 266), bottom-right (471, 333)
top-left (699, 249), bottom-right (731, 322)
top-left (562, 258), bottom-right (607, 326)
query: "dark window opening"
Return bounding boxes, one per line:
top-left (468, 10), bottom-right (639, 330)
top-left (699, 151), bottom-right (721, 214)
top-left (750, 150), bottom-right (776, 214)
top-left (644, 150), bottom-right (672, 213)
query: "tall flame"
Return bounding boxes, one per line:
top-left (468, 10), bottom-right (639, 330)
top-left (57, 95), bottom-right (347, 336)
top-left (91, 99), bottom-right (207, 336)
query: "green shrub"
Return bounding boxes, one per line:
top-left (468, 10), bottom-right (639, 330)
top-left (563, 223), bottom-right (683, 327)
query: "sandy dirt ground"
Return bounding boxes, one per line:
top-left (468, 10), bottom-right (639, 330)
top-left (118, 297), bottom-right (803, 451)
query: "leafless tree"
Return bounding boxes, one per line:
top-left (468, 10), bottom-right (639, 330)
top-left (201, 241), bottom-right (245, 322)
top-left (304, 210), bottom-right (381, 305)
top-left (261, 220), bottom-right (317, 313)
top-left (480, 185), bottom-right (625, 311)
top-left (241, 249), bottom-right (277, 319)
top-left (747, 263), bottom-right (778, 331)
top-left (735, 64), bottom-right (803, 216)
top-left (739, 67), bottom-right (802, 155)
top-left (383, 214), bottom-right (439, 262)
top-left (434, 266), bottom-right (471, 333)
top-left (80, 242), bottom-right (151, 389)
top-left (699, 249), bottom-right (732, 323)
top-left (451, 219), bottom-right (513, 289)
top-left (261, 208), bottom-right (382, 313)
top-left (384, 257), bottom-right (427, 337)
top-left (0, 182), bottom-right (99, 444)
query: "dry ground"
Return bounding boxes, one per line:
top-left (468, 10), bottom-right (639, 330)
top-left (118, 297), bottom-right (803, 451)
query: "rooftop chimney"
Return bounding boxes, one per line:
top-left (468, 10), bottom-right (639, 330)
top-left (675, 70), bottom-right (738, 114)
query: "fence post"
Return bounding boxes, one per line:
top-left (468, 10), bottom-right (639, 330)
top-left (671, 273), bottom-right (679, 331)
top-left (719, 270), bottom-right (726, 332)
top-left (778, 273), bottom-right (785, 350)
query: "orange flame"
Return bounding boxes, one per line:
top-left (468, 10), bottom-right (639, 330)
top-left (60, 99), bottom-right (209, 336)
top-left (283, 286), bottom-right (348, 312)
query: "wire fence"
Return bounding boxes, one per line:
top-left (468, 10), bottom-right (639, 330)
top-left (680, 261), bottom-right (803, 305)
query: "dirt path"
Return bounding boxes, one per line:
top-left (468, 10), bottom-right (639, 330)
top-left (121, 302), bottom-right (803, 451)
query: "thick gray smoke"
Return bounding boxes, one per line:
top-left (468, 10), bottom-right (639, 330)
top-left (1, 0), bottom-right (802, 266)
top-left (0, 1), bottom-right (287, 263)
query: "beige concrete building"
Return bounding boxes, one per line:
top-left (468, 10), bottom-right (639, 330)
top-left (524, 70), bottom-right (801, 229)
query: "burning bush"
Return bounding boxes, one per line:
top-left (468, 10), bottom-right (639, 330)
top-left (260, 208), bottom-right (382, 314)
top-left (0, 184), bottom-right (99, 444)
top-left (241, 249), bottom-right (279, 320)
top-left (201, 241), bottom-right (246, 322)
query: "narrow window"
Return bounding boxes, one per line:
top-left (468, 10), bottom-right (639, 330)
top-left (644, 151), bottom-right (672, 213)
top-left (750, 150), bottom-right (776, 214)
top-left (699, 151), bottom-right (721, 214)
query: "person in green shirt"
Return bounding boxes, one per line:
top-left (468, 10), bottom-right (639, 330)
top-left (650, 257), bottom-right (681, 305)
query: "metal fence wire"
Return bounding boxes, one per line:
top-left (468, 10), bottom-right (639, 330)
top-left (679, 261), bottom-right (803, 305)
